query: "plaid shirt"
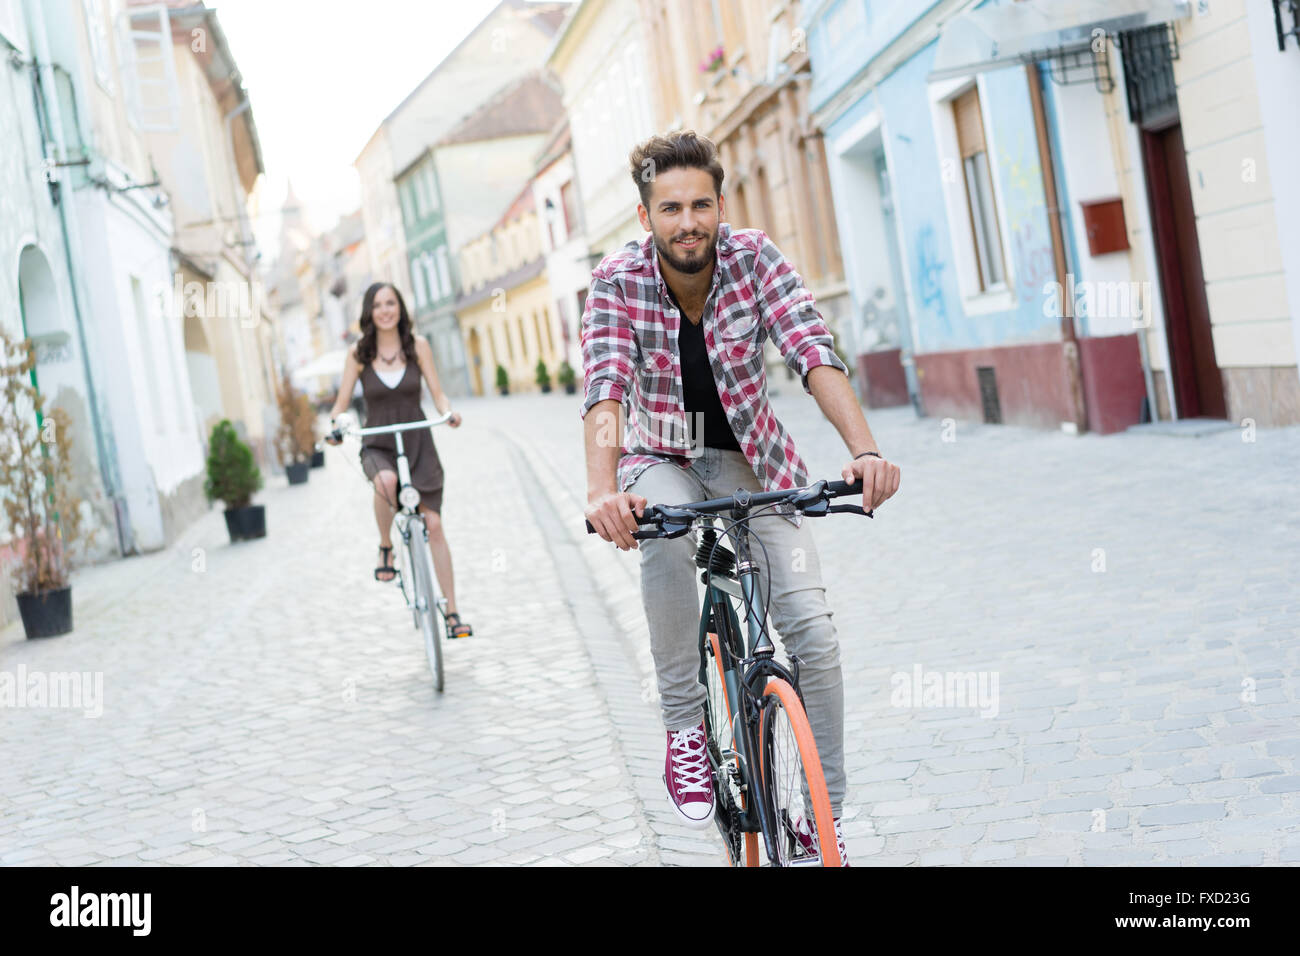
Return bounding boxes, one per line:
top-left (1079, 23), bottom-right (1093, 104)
top-left (579, 222), bottom-right (848, 525)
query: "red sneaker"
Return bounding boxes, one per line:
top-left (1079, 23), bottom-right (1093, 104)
top-left (663, 721), bottom-right (715, 828)
top-left (793, 814), bottom-right (850, 866)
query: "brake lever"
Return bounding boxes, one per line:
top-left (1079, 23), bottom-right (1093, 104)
top-left (828, 504), bottom-right (873, 518)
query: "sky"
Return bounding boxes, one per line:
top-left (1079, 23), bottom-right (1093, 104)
top-left (212, 0), bottom-right (551, 252)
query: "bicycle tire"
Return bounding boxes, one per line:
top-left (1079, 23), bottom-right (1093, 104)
top-left (703, 633), bottom-right (760, 867)
top-left (758, 677), bottom-right (840, 866)
top-left (409, 528), bottom-right (444, 694)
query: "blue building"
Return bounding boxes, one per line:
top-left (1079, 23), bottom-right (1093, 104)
top-left (800, 0), bottom-right (1240, 433)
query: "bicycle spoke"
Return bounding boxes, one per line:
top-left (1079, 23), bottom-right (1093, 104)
top-left (766, 698), bottom-right (820, 865)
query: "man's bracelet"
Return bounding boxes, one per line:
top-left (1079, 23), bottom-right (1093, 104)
top-left (854, 451), bottom-right (883, 461)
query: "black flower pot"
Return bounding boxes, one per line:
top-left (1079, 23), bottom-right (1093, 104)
top-left (540, 384), bottom-right (552, 393)
top-left (310, 448), bottom-right (325, 468)
top-left (286, 461), bottom-right (310, 485)
top-left (223, 504), bottom-right (266, 542)
top-left (17, 586), bottom-right (73, 639)
top-left (498, 386), bottom-right (509, 396)
top-left (563, 383), bottom-right (576, 395)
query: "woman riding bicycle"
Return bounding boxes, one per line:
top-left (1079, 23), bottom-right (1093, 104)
top-left (324, 281), bottom-right (473, 639)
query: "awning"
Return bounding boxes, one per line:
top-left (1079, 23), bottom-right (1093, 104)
top-left (929, 0), bottom-right (1191, 82)
top-left (290, 347), bottom-right (351, 388)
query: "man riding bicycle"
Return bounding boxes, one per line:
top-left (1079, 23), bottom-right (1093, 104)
top-left (581, 130), bottom-right (901, 864)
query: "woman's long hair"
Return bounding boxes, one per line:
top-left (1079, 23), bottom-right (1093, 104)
top-left (355, 282), bottom-right (418, 367)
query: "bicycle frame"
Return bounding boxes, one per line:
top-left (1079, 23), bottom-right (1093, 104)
top-left (697, 512), bottom-right (809, 866)
top-left (347, 413), bottom-right (452, 619)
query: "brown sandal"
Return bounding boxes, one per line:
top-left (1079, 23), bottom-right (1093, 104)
top-left (445, 611), bottom-right (473, 639)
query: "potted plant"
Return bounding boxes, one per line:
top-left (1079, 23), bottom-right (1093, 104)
top-left (495, 363), bottom-right (509, 396)
top-left (275, 374), bottom-right (316, 485)
top-left (536, 359), bottom-right (552, 393)
top-left (557, 360), bottom-right (577, 395)
top-left (205, 419), bottom-right (265, 541)
top-left (310, 444), bottom-right (326, 469)
top-left (0, 330), bottom-right (96, 639)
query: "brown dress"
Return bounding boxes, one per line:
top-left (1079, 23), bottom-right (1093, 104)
top-left (358, 362), bottom-right (445, 513)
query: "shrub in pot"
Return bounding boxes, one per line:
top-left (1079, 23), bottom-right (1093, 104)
top-left (276, 374), bottom-right (316, 485)
top-left (536, 359), bottom-right (552, 394)
top-left (205, 419), bottom-right (265, 541)
top-left (0, 330), bottom-right (97, 638)
top-left (495, 363), bottom-right (509, 396)
top-left (557, 360), bottom-right (577, 395)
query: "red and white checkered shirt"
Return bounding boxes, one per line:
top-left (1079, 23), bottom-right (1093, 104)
top-left (579, 222), bottom-right (848, 523)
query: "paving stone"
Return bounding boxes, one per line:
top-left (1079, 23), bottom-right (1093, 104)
top-left (4, 394), bottom-right (1296, 870)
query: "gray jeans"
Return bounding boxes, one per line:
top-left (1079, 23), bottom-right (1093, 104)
top-left (627, 446), bottom-right (846, 813)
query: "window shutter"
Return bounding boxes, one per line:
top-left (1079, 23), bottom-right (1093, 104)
top-left (953, 88), bottom-right (985, 159)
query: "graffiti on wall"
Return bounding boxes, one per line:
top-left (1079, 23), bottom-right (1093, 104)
top-left (914, 224), bottom-right (949, 333)
top-left (999, 132), bottom-right (1054, 307)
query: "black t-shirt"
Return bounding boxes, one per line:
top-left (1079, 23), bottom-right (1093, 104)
top-left (665, 284), bottom-right (741, 452)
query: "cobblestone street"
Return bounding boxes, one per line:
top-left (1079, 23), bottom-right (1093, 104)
top-left (2, 390), bottom-right (1298, 866)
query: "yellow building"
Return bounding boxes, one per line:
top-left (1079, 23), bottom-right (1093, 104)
top-left (456, 185), bottom-right (566, 396)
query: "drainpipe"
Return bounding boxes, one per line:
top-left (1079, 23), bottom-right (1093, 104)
top-left (1026, 63), bottom-right (1088, 434)
top-left (24, 0), bottom-right (133, 554)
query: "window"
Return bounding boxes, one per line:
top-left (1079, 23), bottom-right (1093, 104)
top-left (953, 88), bottom-right (1005, 291)
top-left (399, 183), bottom-right (414, 227)
top-left (422, 252), bottom-right (439, 303)
top-left (414, 174), bottom-right (427, 219)
top-left (423, 164), bottom-right (440, 215)
top-left (118, 4), bottom-right (180, 132)
top-left (560, 180), bottom-right (578, 239)
top-left (435, 246), bottom-right (450, 296)
top-left (411, 256), bottom-right (427, 307)
top-left (84, 0), bottom-right (113, 92)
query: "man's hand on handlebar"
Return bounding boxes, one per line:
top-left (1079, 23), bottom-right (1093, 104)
top-left (585, 490), bottom-right (648, 552)
top-left (841, 453), bottom-right (901, 512)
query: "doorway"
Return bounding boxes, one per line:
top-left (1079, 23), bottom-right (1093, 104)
top-left (1140, 121), bottom-right (1225, 419)
top-left (1122, 24), bottom-right (1225, 420)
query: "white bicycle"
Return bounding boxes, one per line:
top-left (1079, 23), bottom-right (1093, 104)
top-left (329, 411), bottom-right (453, 693)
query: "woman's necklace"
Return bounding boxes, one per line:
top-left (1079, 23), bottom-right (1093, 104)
top-left (378, 346), bottom-right (400, 364)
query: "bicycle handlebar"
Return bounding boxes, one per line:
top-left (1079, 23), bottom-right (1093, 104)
top-left (327, 411), bottom-right (452, 443)
top-left (584, 477), bottom-right (871, 538)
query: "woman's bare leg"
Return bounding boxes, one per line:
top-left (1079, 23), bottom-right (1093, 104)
top-left (422, 509), bottom-right (458, 615)
top-left (373, 472), bottom-right (398, 578)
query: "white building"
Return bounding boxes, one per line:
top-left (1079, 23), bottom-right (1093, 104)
top-left (530, 122), bottom-right (589, 374)
top-left (546, 0), bottom-right (658, 260)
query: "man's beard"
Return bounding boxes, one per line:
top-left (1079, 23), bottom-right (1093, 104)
top-left (653, 228), bottom-right (717, 274)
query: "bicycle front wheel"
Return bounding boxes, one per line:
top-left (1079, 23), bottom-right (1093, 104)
top-left (409, 529), bottom-right (444, 694)
top-left (758, 677), bottom-right (840, 866)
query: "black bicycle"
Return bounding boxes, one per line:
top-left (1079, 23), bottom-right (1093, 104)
top-left (588, 477), bottom-right (870, 866)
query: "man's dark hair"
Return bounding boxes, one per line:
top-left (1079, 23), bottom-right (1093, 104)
top-left (628, 130), bottom-right (725, 210)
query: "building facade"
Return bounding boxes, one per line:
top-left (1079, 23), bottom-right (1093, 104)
top-left (530, 122), bottom-right (589, 377)
top-left (805, 0), bottom-right (1300, 430)
top-left (639, 0), bottom-right (853, 396)
top-left (456, 185), bottom-right (566, 395)
top-left (124, 1), bottom-right (280, 465)
top-left (354, 0), bottom-right (570, 396)
top-left (547, 0), bottom-right (658, 265)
